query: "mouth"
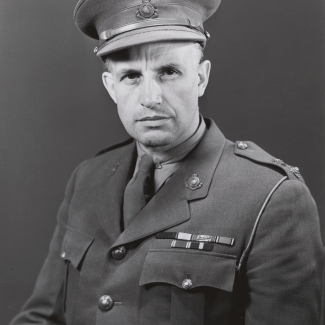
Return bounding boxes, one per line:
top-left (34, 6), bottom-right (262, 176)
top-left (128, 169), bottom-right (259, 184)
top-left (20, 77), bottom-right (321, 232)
top-left (137, 115), bottom-right (171, 127)
top-left (138, 116), bottom-right (170, 122)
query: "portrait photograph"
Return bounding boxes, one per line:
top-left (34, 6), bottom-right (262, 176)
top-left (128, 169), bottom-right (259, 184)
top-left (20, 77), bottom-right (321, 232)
top-left (0, 0), bottom-right (324, 324)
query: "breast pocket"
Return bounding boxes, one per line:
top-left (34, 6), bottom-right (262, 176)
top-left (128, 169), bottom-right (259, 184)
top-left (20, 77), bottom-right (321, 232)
top-left (60, 226), bottom-right (94, 324)
top-left (139, 249), bottom-right (237, 325)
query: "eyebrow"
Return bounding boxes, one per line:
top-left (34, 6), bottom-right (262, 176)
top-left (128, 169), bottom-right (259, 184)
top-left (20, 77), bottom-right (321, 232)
top-left (158, 63), bottom-right (183, 71)
top-left (115, 62), bottom-right (183, 78)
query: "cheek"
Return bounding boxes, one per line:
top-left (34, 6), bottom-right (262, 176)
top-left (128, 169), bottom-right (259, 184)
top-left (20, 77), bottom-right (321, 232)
top-left (166, 74), bottom-right (197, 96)
top-left (115, 86), bottom-right (138, 120)
top-left (116, 103), bottom-right (133, 130)
top-left (115, 97), bottom-right (132, 130)
top-left (115, 84), bottom-right (134, 104)
top-left (162, 77), bottom-right (198, 111)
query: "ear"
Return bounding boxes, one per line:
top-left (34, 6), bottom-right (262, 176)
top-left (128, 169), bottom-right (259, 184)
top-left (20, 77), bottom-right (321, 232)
top-left (102, 71), bottom-right (117, 104)
top-left (197, 60), bottom-right (211, 97)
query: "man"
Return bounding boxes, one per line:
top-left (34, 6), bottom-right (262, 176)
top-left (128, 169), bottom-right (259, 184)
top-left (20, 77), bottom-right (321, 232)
top-left (9, 0), bottom-right (323, 324)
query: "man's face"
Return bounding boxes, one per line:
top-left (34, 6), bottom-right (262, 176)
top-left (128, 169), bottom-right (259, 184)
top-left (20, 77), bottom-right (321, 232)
top-left (102, 42), bottom-right (211, 148)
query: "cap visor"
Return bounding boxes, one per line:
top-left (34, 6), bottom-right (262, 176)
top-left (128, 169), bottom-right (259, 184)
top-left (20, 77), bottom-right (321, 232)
top-left (97, 25), bottom-right (206, 57)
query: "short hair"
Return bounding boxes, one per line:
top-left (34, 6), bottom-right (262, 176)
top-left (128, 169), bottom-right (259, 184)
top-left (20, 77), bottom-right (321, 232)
top-left (102, 42), bottom-right (204, 72)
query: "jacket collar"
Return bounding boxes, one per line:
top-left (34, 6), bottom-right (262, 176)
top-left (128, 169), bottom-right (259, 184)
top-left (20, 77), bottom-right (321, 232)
top-left (182, 118), bottom-right (225, 201)
top-left (100, 118), bottom-right (226, 248)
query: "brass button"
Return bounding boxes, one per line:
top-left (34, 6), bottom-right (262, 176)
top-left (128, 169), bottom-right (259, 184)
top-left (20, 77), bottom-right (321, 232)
top-left (111, 246), bottom-right (126, 260)
top-left (98, 295), bottom-right (114, 311)
top-left (237, 142), bottom-right (248, 150)
top-left (182, 278), bottom-right (193, 290)
top-left (60, 252), bottom-right (66, 260)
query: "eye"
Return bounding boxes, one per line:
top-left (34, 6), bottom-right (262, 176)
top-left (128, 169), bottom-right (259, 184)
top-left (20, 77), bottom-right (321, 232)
top-left (160, 69), bottom-right (178, 76)
top-left (126, 73), bottom-right (140, 79)
top-left (164, 69), bottom-right (176, 75)
top-left (121, 73), bottom-right (140, 81)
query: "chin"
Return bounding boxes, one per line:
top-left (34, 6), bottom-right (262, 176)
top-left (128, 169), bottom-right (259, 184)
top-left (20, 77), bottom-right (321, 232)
top-left (141, 139), bottom-right (171, 147)
top-left (136, 131), bottom-right (175, 148)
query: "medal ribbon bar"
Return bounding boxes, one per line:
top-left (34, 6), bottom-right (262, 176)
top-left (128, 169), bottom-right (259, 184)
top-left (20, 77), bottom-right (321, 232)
top-left (156, 232), bottom-right (235, 246)
top-left (171, 240), bottom-right (213, 251)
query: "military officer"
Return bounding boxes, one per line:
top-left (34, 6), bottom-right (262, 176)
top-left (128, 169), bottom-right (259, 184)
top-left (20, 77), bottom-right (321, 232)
top-left (9, 0), bottom-right (323, 324)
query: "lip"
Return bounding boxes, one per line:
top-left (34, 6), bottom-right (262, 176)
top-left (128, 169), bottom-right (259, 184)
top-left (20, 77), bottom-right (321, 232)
top-left (138, 116), bottom-right (169, 121)
top-left (137, 116), bottom-right (170, 126)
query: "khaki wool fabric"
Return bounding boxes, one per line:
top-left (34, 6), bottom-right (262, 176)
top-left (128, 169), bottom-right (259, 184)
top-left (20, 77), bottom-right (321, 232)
top-left (9, 118), bottom-right (323, 325)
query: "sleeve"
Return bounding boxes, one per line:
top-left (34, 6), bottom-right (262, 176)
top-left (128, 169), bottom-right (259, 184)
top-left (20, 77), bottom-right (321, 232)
top-left (9, 161), bottom-right (87, 325)
top-left (244, 179), bottom-right (323, 325)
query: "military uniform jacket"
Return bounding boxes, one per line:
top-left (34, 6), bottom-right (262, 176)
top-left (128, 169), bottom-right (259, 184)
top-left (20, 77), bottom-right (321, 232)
top-left (10, 118), bottom-right (323, 325)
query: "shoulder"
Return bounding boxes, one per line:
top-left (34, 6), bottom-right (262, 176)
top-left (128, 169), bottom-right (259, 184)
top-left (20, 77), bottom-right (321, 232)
top-left (227, 140), bottom-right (305, 183)
top-left (94, 137), bottom-right (134, 157)
top-left (71, 138), bottom-right (135, 183)
top-left (89, 137), bottom-right (136, 166)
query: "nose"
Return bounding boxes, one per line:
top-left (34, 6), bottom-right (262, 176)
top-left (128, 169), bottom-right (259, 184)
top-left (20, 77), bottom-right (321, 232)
top-left (140, 77), bottom-right (162, 109)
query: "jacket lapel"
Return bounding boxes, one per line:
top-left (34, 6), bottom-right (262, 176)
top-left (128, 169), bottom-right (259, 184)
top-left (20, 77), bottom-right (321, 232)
top-left (112, 166), bottom-right (190, 248)
top-left (111, 118), bottom-right (226, 248)
top-left (96, 141), bottom-right (137, 241)
top-left (182, 119), bottom-right (226, 201)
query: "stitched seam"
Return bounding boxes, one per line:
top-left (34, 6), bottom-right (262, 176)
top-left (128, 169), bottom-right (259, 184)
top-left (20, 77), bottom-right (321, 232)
top-left (70, 270), bottom-right (80, 325)
top-left (98, 5), bottom-right (139, 27)
top-left (111, 215), bottom-right (189, 249)
top-left (98, 3), bottom-right (200, 28)
top-left (169, 2), bottom-right (201, 14)
top-left (65, 225), bottom-right (94, 241)
top-left (74, 0), bottom-right (87, 18)
top-left (74, 1), bottom-right (201, 22)
top-left (237, 176), bottom-right (288, 271)
top-left (148, 248), bottom-right (237, 259)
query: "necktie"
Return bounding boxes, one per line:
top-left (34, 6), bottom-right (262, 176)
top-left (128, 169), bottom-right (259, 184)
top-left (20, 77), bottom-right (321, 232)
top-left (123, 154), bottom-right (155, 228)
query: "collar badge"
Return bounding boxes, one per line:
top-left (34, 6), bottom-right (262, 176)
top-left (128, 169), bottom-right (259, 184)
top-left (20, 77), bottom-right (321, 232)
top-left (185, 173), bottom-right (203, 190)
top-left (136, 0), bottom-right (159, 19)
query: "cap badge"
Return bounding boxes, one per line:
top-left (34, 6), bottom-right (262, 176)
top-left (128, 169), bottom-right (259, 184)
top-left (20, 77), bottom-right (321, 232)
top-left (136, 0), bottom-right (159, 20)
top-left (185, 173), bottom-right (202, 190)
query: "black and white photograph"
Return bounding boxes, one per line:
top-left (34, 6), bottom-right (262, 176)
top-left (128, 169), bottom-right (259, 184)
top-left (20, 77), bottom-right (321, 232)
top-left (1, 0), bottom-right (324, 324)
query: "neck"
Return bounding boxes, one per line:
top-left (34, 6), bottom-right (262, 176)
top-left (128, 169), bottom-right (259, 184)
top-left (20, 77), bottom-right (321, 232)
top-left (140, 110), bottom-right (200, 155)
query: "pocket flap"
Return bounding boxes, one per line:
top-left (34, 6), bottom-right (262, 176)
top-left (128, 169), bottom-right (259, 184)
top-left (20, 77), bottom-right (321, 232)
top-left (61, 226), bottom-right (94, 269)
top-left (139, 249), bottom-right (237, 292)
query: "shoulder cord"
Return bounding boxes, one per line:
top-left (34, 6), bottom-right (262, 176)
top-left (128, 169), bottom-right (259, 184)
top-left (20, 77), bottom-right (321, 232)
top-left (236, 176), bottom-right (288, 272)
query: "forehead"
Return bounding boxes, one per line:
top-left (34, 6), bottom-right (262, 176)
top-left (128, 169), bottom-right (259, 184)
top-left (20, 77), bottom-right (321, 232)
top-left (108, 41), bottom-right (196, 66)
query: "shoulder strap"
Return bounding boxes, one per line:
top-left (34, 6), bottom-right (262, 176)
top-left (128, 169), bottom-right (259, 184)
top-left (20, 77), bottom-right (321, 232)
top-left (234, 141), bottom-right (304, 183)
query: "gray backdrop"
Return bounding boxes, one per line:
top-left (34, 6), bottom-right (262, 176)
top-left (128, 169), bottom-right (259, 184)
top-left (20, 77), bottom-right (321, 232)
top-left (0, 0), bottom-right (324, 323)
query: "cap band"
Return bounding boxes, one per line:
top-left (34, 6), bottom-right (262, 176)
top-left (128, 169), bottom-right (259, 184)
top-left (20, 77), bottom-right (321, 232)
top-left (99, 18), bottom-right (204, 41)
